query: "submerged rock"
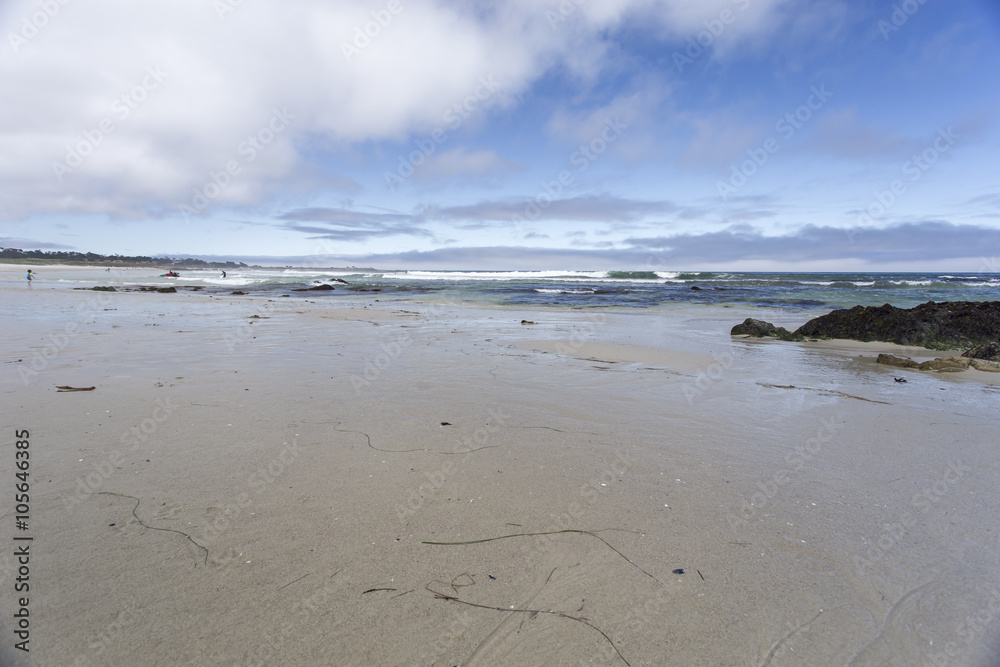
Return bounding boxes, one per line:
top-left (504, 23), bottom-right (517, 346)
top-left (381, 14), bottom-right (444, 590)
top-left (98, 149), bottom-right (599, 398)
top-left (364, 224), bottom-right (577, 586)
top-left (876, 353), bottom-right (919, 368)
top-left (970, 358), bottom-right (1000, 372)
top-left (91, 286), bottom-right (116, 291)
top-left (293, 283), bottom-right (335, 292)
top-left (917, 356), bottom-right (970, 372)
top-left (876, 353), bottom-right (1000, 373)
top-left (156, 287), bottom-right (176, 293)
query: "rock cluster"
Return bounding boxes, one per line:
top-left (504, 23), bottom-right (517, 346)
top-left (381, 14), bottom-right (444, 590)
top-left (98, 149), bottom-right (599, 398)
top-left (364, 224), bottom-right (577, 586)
top-left (732, 301), bottom-right (1000, 349)
top-left (793, 301), bottom-right (1000, 349)
top-left (876, 353), bottom-right (1000, 373)
top-left (730, 318), bottom-right (802, 341)
top-left (961, 342), bottom-right (1000, 361)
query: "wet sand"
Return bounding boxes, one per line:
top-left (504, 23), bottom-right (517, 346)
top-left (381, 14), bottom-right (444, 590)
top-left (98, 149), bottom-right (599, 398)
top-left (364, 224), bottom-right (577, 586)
top-left (1, 273), bottom-right (999, 666)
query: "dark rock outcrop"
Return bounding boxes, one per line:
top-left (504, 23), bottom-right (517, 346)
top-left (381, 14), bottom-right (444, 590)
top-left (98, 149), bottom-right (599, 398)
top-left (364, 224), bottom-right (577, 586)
top-left (293, 284), bottom-right (335, 292)
top-left (91, 286), bottom-right (116, 291)
top-left (794, 301), bottom-right (1000, 349)
top-left (961, 342), bottom-right (1000, 361)
top-left (731, 318), bottom-right (803, 341)
top-left (157, 287), bottom-right (177, 293)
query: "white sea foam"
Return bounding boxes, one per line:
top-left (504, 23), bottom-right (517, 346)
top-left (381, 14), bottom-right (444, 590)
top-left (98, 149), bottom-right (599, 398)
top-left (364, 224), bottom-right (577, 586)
top-left (382, 270), bottom-right (679, 282)
top-left (534, 288), bottom-right (597, 294)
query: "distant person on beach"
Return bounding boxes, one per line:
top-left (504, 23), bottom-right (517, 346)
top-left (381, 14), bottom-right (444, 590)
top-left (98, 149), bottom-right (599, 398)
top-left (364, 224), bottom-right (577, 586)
top-left (26, 269), bottom-right (33, 284)
top-left (221, 270), bottom-right (226, 278)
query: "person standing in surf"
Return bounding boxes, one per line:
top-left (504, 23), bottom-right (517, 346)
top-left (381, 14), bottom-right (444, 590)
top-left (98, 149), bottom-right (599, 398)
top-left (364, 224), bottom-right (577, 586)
top-left (26, 269), bottom-right (33, 286)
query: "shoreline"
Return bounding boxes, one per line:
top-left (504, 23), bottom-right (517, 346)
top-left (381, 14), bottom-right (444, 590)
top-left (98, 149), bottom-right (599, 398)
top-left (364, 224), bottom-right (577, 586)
top-left (2, 269), bottom-right (1000, 665)
top-left (0, 259), bottom-right (379, 271)
top-left (5, 264), bottom-right (997, 384)
top-left (5, 263), bottom-right (1000, 311)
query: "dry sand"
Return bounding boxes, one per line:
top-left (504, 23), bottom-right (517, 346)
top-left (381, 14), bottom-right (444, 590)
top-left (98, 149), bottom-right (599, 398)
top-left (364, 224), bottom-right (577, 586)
top-left (1, 271), bottom-right (999, 666)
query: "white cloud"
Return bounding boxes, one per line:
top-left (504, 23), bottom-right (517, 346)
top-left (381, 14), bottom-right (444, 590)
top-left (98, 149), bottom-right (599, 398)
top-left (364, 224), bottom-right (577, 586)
top-left (413, 147), bottom-right (518, 183)
top-left (0, 0), bottom-right (800, 221)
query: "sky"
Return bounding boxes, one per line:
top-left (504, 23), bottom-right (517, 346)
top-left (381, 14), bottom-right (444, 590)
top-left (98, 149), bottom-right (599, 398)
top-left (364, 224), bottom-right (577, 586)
top-left (1, 0), bottom-right (999, 270)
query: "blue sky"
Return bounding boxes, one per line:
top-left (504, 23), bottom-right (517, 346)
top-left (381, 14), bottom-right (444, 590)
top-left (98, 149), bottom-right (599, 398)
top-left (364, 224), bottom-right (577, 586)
top-left (1, 0), bottom-right (999, 270)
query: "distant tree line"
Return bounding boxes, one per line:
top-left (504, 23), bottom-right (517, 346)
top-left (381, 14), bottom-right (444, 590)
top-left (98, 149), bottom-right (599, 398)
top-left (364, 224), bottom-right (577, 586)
top-left (0, 248), bottom-right (248, 268)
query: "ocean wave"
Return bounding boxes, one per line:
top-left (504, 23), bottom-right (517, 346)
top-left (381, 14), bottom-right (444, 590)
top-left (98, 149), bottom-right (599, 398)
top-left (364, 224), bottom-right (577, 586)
top-left (382, 270), bottom-right (606, 281)
top-left (605, 270), bottom-right (678, 280)
top-left (534, 288), bottom-right (597, 294)
top-left (382, 270), bottom-right (678, 282)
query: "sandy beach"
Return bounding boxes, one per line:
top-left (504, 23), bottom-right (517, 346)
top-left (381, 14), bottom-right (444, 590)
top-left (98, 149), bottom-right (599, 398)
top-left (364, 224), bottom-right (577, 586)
top-left (2, 266), bottom-right (999, 666)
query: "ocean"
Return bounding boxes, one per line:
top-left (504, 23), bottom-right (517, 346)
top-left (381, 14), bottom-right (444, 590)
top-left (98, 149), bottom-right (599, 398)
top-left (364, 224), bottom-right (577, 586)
top-left (38, 266), bottom-right (1000, 311)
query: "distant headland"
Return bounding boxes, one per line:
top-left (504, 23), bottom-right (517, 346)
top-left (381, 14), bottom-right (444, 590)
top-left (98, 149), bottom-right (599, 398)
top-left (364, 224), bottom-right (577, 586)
top-left (0, 247), bottom-right (376, 271)
top-left (0, 247), bottom-right (250, 269)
